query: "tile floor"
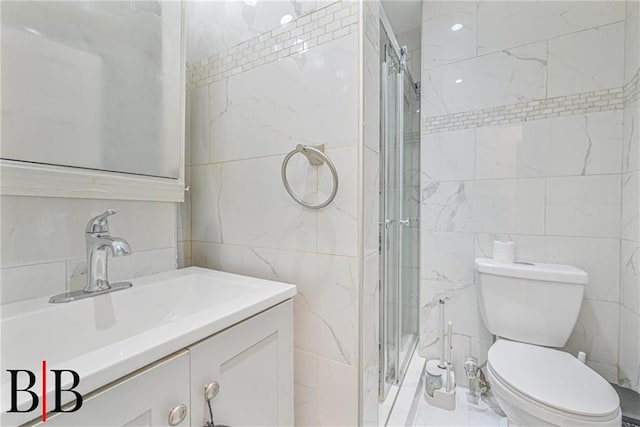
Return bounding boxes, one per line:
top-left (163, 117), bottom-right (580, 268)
top-left (382, 349), bottom-right (508, 426)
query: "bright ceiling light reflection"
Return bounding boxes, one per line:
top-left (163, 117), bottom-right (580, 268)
top-left (280, 14), bottom-right (293, 25)
top-left (455, 78), bottom-right (463, 84)
top-left (450, 23), bottom-right (463, 31)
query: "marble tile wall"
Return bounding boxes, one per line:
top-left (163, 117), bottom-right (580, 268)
top-left (420, 0), bottom-right (628, 386)
top-left (1, 196), bottom-right (178, 304)
top-left (619, 0), bottom-right (640, 393)
top-left (185, 1), bottom-right (364, 424)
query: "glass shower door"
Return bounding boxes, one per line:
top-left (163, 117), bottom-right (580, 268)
top-left (380, 41), bottom-right (401, 400)
top-left (379, 30), bottom-right (420, 403)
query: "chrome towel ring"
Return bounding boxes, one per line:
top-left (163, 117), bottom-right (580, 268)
top-left (281, 144), bottom-right (338, 209)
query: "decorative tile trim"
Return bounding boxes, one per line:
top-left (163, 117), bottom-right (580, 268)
top-left (422, 87), bottom-right (625, 134)
top-left (187, 1), bottom-right (358, 90)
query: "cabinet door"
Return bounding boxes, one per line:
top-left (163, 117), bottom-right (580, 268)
top-left (32, 352), bottom-right (190, 427)
top-left (189, 300), bottom-right (293, 427)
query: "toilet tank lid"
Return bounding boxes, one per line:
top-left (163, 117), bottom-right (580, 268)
top-left (474, 258), bottom-right (588, 285)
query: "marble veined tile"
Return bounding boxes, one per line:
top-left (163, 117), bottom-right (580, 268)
top-left (545, 175), bottom-right (621, 238)
top-left (1, 196), bottom-right (175, 268)
top-left (209, 34), bottom-right (358, 163)
top-left (548, 23), bottom-right (624, 97)
top-left (563, 299), bottom-right (619, 369)
top-left (187, 0), bottom-right (322, 63)
top-left (475, 111), bottom-right (623, 179)
top-left (622, 171), bottom-right (640, 242)
top-left (422, 42), bottom-right (547, 117)
top-left (621, 239), bottom-right (640, 315)
top-left (422, 129), bottom-right (476, 182)
top-left (477, 1), bottom-right (625, 55)
top-left (421, 179), bottom-right (545, 234)
top-left (618, 306), bottom-right (640, 392)
top-left (422, 1), bottom-right (477, 69)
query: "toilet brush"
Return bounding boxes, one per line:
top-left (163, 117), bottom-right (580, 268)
top-left (424, 304), bottom-right (456, 410)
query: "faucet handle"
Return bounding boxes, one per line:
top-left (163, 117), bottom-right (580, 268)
top-left (86, 209), bottom-right (117, 233)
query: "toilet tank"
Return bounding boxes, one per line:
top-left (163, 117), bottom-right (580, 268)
top-left (474, 258), bottom-right (587, 347)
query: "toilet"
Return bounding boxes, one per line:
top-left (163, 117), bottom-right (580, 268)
top-left (474, 258), bottom-right (621, 427)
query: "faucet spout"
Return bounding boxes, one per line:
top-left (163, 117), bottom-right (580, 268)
top-left (49, 210), bottom-right (133, 303)
top-left (101, 236), bottom-right (132, 257)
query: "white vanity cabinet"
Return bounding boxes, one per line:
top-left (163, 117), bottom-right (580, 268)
top-left (34, 352), bottom-right (191, 427)
top-left (24, 299), bottom-right (293, 427)
top-left (189, 300), bottom-right (294, 427)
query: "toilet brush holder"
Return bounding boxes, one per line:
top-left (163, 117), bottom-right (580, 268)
top-left (424, 360), bottom-right (456, 410)
top-left (424, 365), bottom-right (456, 410)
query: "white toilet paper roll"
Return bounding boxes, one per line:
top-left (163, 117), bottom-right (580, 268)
top-left (493, 240), bottom-right (515, 263)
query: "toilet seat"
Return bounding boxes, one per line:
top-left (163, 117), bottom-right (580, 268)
top-left (487, 340), bottom-right (619, 419)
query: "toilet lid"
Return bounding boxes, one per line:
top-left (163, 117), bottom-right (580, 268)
top-left (487, 340), bottom-right (619, 417)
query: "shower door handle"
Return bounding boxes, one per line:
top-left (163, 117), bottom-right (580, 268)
top-left (399, 217), bottom-right (420, 227)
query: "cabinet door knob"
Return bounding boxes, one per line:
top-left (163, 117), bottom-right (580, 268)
top-left (204, 381), bottom-right (220, 401)
top-left (168, 403), bottom-right (187, 426)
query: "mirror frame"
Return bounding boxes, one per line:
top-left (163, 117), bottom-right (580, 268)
top-left (0, 2), bottom-right (186, 203)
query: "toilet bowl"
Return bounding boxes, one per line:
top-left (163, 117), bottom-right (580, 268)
top-left (486, 340), bottom-right (620, 427)
top-left (474, 258), bottom-right (621, 426)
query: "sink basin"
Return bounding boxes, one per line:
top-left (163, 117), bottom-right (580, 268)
top-left (1, 267), bottom-right (296, 425)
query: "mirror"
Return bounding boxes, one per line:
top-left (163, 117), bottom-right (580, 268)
top-left (1, 1), bottom-right (183, 180)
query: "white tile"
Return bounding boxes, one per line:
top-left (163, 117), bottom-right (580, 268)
top-left (419, 279), bottom-right (493, 359)
top-left (190, 241), bottom-right (245, 274)
top-left (623, 100), bottom-right (640, 173)
top-left (621, 239), bottom-right (640, 315)
top-left (421, 179), bottom-right (546, 234)
top-left (422, 1), bottom-right (477, 68)
top-left (317, 146), bottom-right (358, 256)
top-left (548, 23), bottom-right (624, 97)
top-left (422, 42), bottom-right (547, 117)
top-left (412, 384), bottom-right (507, 426)
top-left (65, 247), bottom-right (175, 291)
top-left (0, 262), bottom-right (66, 304)
top-left (190, 164), bottom-right (223, 243)
top-left (294, 349), bottom-right (319, 426)
top-left (545, 175), bottom-right (621, 238)
top-left (191, 242), bottom-right (359, 366)
top-left (1, 196), bottom-right (176, 267)
top-left (563, 299), bottom-right (619, 367)
top-left (421, 232), bottom-right (474, 285)
top-left (622, 171), bottom-right (640, 242)
top-left (618, 305), bottom-right (640, 391)
top-left (209, 34), bottom-right (359, 163)
top-left (317, 358), bottom-right (358, 426)
top-left (364, 36), bottom-right (380, 153)
top-left (475, 233), bottom-right (620, 303)
top-left (477, 1), bottom-right (625, 55)
top-left (625, 3), bottom-right (640, 83)
top-left (188, 86), bottom-right (209, 166)
top-left (187, 0), bottom-right (322, 63)
top-left (177, 241), bottom-right (192, 269)
top-left (476, 111), bottom-right (623, 179)
top-left (216, 156), bottom-right (317, 252)
top-left (422, 129), bottom-right (476, 182)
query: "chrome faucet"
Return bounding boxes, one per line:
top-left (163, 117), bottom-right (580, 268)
top-left (49, 209), bottom-right (133, 303)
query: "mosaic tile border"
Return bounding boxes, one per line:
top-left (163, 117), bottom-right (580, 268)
top-left (422, 69), bottom-right (640, 134)
top-left (187, 1), bottom-right (358, 90)
top-left (422, 87), bottom-right (625, 134)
